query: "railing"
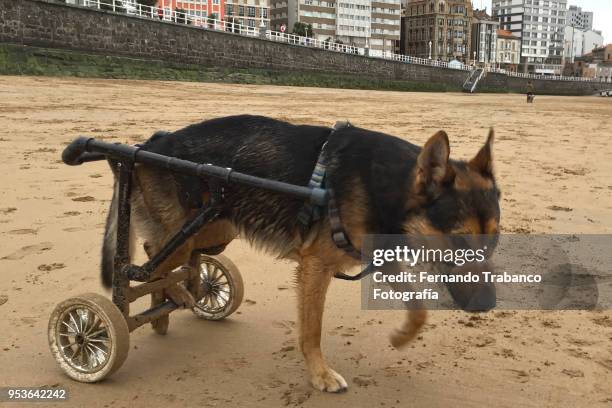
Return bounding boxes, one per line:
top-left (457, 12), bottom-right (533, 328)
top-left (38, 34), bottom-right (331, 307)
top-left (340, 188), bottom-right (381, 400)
top-left (74, 0), bottom-right (607, 83)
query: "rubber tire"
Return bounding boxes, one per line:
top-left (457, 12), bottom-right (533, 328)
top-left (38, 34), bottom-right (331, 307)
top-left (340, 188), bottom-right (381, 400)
top-left (48, 293), bottom-right (130, 382)
top-left (193, 254), bottom-right (244, 320)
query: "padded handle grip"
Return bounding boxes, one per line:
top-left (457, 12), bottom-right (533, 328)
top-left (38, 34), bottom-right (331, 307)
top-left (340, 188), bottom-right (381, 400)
top-left (62, 137), bottom-right (93, 165)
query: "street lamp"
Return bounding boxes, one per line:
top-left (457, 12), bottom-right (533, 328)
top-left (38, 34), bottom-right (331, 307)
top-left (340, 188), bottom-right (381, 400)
top-left (428, 40), bottom-right (432, 59)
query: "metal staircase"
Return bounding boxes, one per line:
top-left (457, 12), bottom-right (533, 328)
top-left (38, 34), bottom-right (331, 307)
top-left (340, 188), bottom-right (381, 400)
top-left (463, 68), bottom-right (485, 93)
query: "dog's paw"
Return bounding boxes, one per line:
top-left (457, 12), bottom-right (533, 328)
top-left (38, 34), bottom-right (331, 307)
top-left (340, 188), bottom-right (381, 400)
top-left (310, 368), bottom-right (348, 393)
top-left (165, 284), bottom-right (196, 309)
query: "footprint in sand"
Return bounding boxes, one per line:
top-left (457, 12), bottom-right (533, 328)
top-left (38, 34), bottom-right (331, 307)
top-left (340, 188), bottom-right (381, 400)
top-left (0, 295), bottom-right (7, 306)
top-left (7, 229), bottom-right (38, 235)
top-left (0, 207), bottom-right (17, 215)
top-left (37, 263), bottom-right (65, 272)
top-left (2, 242), bottom-right (53, 260)
top-left (63, 227), bottom-right (86, 232)
top-left (547, 205), bottom-right (573, 212)
top-left (71, 196), bottom-right (96, 202)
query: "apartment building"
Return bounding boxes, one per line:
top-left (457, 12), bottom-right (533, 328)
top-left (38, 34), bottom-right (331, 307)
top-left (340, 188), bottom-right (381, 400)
top-left (567, 5), bottom-right (592, 30)
top-left (271, 0), bottom-right (339, 40)
top-left (156, 0), bottom-right (226, 21)
top-left (496, 29), bottom-right (520, 70)
top-left (564, 26), bottom-right (603, 60)
top-left (270, 0), bottom-right (399, 54)
top-left (400, 0), bottom-right (474, 62)
top-left (224, 0), bottom-right (270, 29)
top-left (492, 0), bottom-right (567, 74)
top-left (369, 0), bottom-right (401, 55)
top-left (471, 9), bottom-right (498, 65)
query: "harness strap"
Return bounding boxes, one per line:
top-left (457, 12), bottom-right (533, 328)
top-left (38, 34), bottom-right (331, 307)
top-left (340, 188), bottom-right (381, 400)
top-left (297, 141), bottom-right (328, 228)
top-left (296, 120), bottom-right (375, 281)
top-left (327, 188), bottom-right (362, 260)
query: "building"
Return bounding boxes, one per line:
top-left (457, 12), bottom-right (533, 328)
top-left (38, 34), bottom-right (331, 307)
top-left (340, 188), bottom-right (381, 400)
top-left (156, 0), bottom-right (226, 22)
top-left (400, 0), bottom-right (474, 63)
top-left (225, 0), bottom-right (270, 30)
top-left (270, 0), bottom-right (400, 55)
top-left (492, 0), bottom-right (567, 75)
top-left (270, 0), bottom-right (336, 40)
top-left (564, 26), bottom-right (603, 61)
top-left (495, 29), bottom-right (520, 71)
top-left (471, 9), bottom-right (498, 65)
top-left (369, 0), bottom-right (401, 55)
top-left (591, 44), bottom-right (612, 63)
top-left (567, 4), bottom-right (592, 30)
top-left (564, 44), bottom-right (612, 81)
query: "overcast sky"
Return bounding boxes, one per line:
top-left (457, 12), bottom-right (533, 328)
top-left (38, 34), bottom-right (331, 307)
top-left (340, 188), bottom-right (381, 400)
top-left (479, 0), bottom-right (611, 43)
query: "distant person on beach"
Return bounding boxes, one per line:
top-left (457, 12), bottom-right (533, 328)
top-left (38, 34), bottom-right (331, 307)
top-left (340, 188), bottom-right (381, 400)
top-left (527, 81), bottom-right (535, 103)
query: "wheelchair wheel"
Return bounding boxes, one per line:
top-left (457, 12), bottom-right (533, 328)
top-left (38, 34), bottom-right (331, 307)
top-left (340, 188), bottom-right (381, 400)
top-left (192, 254), bottom-right (244, 320)
top-left (48, 293), bottom-right (129, 382)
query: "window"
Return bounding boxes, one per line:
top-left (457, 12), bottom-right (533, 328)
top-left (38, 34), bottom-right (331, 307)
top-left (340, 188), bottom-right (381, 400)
top-left (247, 6), bottom-right (255, 17)
top-left (239, 5), bottom-right (244, 15)
top-left (226, 4), bottom-right (233, 16)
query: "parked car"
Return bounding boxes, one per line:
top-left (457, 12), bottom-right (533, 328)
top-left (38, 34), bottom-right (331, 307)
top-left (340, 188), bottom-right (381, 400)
top-left (599, 90), bottom-right (612, 97)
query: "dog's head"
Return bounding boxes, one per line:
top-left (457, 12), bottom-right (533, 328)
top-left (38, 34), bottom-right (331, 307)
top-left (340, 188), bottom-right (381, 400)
top-left (405, 129), bottom-right (500, 236)
top-left (406, 130), bottom-right (500, 309)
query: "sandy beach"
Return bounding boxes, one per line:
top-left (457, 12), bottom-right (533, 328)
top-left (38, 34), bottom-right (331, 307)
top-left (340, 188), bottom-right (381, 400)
top-left (0, 76), bottom-right (611, 407)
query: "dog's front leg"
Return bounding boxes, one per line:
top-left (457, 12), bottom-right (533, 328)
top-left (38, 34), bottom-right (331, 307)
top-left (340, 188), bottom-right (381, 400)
top-left (296, 257), bottom-right (348, 393)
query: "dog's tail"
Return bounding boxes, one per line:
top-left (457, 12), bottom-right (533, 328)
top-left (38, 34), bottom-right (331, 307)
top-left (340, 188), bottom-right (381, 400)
top-left (101, 162), bottom-right (120, 289)
top-left (389, 310), bottom-right (427, 349)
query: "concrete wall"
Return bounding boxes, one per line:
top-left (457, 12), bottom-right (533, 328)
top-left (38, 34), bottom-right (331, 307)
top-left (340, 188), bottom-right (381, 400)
top-left (1, 0), bottom-right (609, 95)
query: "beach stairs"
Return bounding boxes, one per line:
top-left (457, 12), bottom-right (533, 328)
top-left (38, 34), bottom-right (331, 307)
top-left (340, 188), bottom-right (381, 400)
top-left (463, 68), bottom-right (485, 93)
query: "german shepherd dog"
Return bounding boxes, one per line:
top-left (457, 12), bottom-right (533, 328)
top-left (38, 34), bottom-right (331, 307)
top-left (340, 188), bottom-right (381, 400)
top-left (101, 115), bottom-right (500, 392)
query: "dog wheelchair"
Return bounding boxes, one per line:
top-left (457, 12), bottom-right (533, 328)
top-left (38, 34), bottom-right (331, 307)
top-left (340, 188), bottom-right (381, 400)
top-left (48, 136), bottom-right (328, 382)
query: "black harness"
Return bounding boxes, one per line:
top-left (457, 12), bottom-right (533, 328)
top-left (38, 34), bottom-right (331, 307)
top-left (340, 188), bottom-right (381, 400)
top-left (298, 121), bottom-right (375, 281)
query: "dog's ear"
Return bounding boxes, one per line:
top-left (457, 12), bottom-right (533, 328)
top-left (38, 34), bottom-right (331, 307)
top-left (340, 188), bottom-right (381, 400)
top-left (415, 130), bottom-right (454, 196)
top-left (469, 129), bottom-right (494, 177)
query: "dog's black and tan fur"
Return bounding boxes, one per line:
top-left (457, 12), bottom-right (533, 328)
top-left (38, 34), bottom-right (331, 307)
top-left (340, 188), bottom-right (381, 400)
top-left (101, 115), bottom-right (500, 392)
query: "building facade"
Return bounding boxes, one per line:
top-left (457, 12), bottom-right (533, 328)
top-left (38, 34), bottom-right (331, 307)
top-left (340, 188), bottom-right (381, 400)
top-left (156, 0), bottom-right (226, 22)
top-left (564, 26), bottom-right (603, 60)
top-left (495, 29), bottom-right (520, 70)
top-left (400, 0), bottom-right (474, 63)
top-left (369, 0), bottom-right (401, 55)
top-left (492, 0), bottom-right (567, 75)
top-left (270, 0), bottom-right (400, 55)
top-left (161, 0), bottom-right (226, 20)
top-left (567, 5), bottom-right (592, 30)
top-left (224, 0), bottom-right (270, 29)
top-left (471, 9), bottom-right (498, 65)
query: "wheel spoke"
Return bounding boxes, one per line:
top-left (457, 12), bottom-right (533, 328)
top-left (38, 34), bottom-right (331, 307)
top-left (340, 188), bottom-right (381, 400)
top-left (61, 320), bottom-right (77, 333)
top-left (87, 341), bottom-right (109, 356)
top-left (87, 336), bottom-right (110, 344)
top-left (212, 270), bottom-right (226, 284)
top-left (68, 312), bottom-right (81, 334)
top-left (83, 310), bottom-right (96, 334)
top-left (72, 344), bottom-right (83, 361)
top-left (210, 265), bottom-right (219, 282)
top-left (81, 343), bottom-right (91, 369)
top-left (200, 264), bottom-right (209, 281)
top-left (88, 328), bottom-right (108, 338)
top-left (61, 341), bottom-right (77, 349)
top-left (85, 345), bottom-right (99, 368)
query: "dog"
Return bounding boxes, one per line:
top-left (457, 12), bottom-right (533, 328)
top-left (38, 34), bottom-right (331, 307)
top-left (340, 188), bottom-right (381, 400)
top-left (101, 115), bottom-right (500, 392)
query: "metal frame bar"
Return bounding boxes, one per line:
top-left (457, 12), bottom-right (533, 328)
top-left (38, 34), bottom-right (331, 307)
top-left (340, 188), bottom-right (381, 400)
top-left (60, 136), bottom-right (331, 333)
